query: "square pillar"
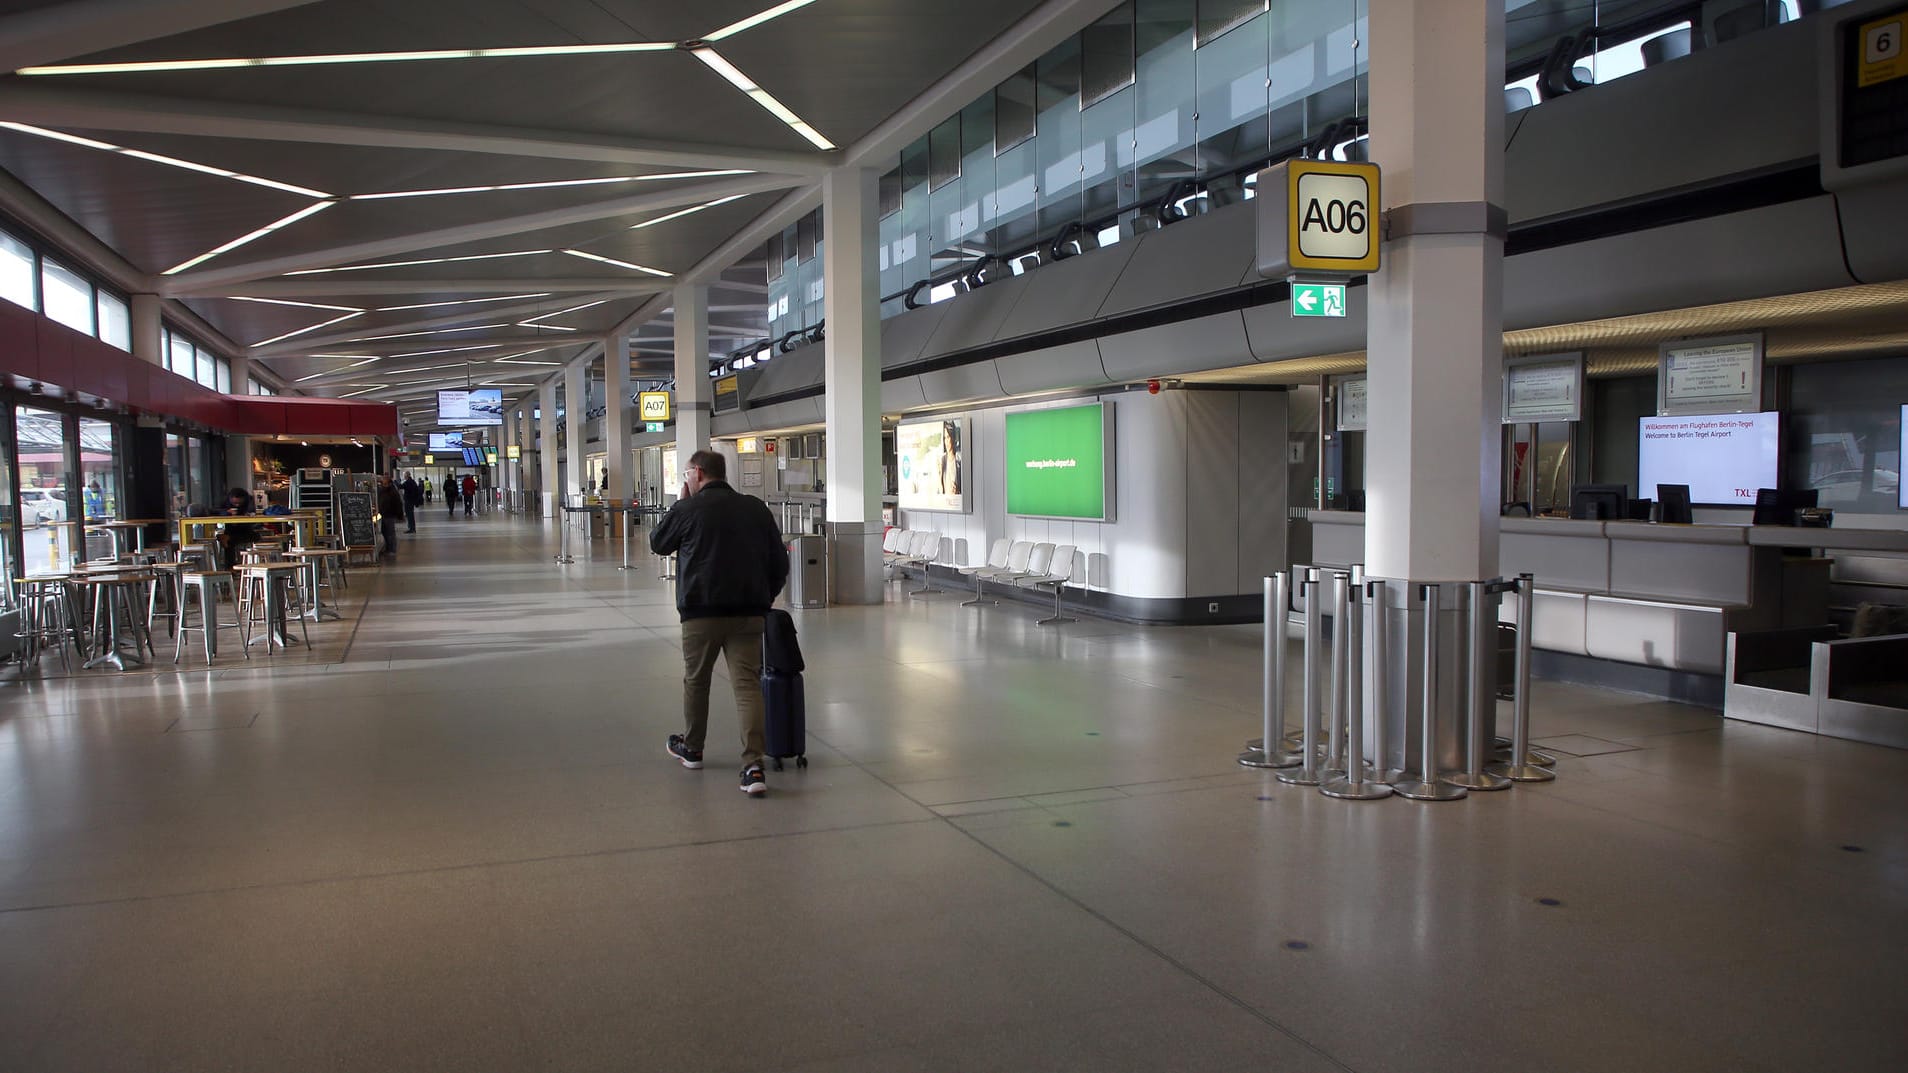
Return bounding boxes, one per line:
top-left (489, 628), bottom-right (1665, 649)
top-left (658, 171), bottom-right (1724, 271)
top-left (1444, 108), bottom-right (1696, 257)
top-left (603, 332), bottom-right (633, 505)
top-left (130, 294), bottom-right (164, 367)
top-left (539, 380), bottom-right (560, 518)
top-left (822, 166), bottom-right (884, 605)
top-left (564, 362), bottom-right (587, 501)
top-left (673, 282), bottom-right (711, 479)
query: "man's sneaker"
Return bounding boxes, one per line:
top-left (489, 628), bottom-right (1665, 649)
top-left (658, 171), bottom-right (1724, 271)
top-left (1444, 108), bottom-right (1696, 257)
top-left (740, 764), bottom-right (767, 797)
top-left (666, 734), bottom-right (703, 769)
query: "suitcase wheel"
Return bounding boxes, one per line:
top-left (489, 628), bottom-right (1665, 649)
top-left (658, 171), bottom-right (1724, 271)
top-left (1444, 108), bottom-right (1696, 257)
top-left (796, 756), bottom-right (808, 769)
top-left (772, 757), bottom-right (785, 771)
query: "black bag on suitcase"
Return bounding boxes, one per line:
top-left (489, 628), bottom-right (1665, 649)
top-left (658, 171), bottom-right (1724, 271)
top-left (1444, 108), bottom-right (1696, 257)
top-left (761, 609), bottom-right (806, 769)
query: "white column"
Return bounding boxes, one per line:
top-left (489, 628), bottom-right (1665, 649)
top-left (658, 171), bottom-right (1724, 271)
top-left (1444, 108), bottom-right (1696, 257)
top-left (673, 282), bottom-right (710, 475)
top-left (539, 380), bottom-right (560, 518)
top-left (822, 166), bottom-right (884, 604)
top-left (564, 362), bottom-right (587, 501)
top-left (130, 293), bottom-right (164, 367)
top-left (603, 330), bottom-right (632, 505)
top-left (224, 352), bottom-right (256, 491)
top-left (1364, 0), bottom-right (1505, 584)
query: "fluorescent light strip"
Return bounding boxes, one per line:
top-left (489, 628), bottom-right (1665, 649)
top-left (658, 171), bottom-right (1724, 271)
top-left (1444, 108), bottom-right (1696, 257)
top-left (389, 345), bottom-right (505, 359)
top-left (18, 41), bottom-right (675, 77)
top-left (560, 249), bottom-right (671, 276)
top-left (704, 0), bottom-right (824, 41)
top-left (336, 386), bottom-right (384, 398)
top-left (375, 293), bottom-right (550, 312)
top-left (519, 300), bottom-right (609, 328)
top-left (253, 311), bottom-right (362, 348)
top-left (357, 323), bottom-right (511, 342)
top-left (165, 202), bottom-right (336, 274)
top-left (222, 293), bottom-right (361, 312)
top-left (0, 121), bottom-right (331, 199)
top-left (688, 48), bottom-right (835, 150)
top-left (286, 249), bottom-right (551, 276)
top-left (627, 193), bottom-right (747, 231)
top-left (494, 359), bottom-right (564, 365)
top-left (351, 170), bottom-right (748, 200)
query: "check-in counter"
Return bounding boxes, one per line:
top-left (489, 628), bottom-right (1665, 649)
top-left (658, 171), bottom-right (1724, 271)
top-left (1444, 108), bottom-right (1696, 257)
top-left (1298, 512), bottom-right (1904, 679)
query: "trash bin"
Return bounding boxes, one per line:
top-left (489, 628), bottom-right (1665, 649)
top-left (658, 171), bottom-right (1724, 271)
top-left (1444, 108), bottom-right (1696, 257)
top-left (786, 535), bottom-right (826, 608)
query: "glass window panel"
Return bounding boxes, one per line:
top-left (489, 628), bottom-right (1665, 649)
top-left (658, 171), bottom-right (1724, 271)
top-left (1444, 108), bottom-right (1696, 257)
top-left (39, 257), bottom-right (94, 335)
top-left (877, 167), bottom-right (902, 220)
top-left (766, 232), bottom-right (784, 281)
top-left (1135, 0), bottom-right (1196, 195)
top-left (0, 411), bottom-right (14, 594)
top-left (77, 417), bottom-right (119, 522)
top-left (1789, 357), bottom-right (1908, 512)
top-left (995, 63), bottom-right (1037, 152)
top-left (1197, 0), bottom-right (1266, 48)
top-left (216, 358), bottom-right (232, 394)
top-left (1036, 35), bottom-right (1085, 215)
top-left (15, 406), bottom-right (76, 574)
top-left (196, 346), bottom-right (217, 389)
top-left (95, 290), bottom-right (130, 350)
top-left (928, 114), bottom-right (962, 191)
top-left (0, 230), bottom-right (35, 310)
top-left (796, 212), bottom-right (818, 263)
top-left (1083, 2), bottom-right (1137, 106)
top-left (168, 332), bottom-right (195, 376)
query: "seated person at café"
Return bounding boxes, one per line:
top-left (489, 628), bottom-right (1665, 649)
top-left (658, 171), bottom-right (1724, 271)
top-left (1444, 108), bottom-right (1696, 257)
top-left (218, 487), bottom-right (262, 567)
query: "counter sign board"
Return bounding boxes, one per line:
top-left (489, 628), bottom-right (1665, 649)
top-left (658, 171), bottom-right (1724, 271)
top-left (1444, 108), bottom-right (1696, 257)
top-left (1255, 159), bottom-right (1382, 279)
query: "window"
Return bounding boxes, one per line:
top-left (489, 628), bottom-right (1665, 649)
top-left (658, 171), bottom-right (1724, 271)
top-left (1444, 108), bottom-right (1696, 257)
top-left (196, 346), bottom-right (217, 390)
top-left (0, 230), bottom-right (34, 310)
top-left (167, 331), bottom-right (194, 377)
top-left (1585, 22), bottom-right (1692, 85)
top-left (928, 115), bottom-right (962, 191)
top-left (878, 167), bottom-right (903, 219)
top-left (995, 62), bottom-right (1037, 152)
top-left (1082, 2), bottom-right (1136, 106)
top-left (766, 232), bottom-right (784, 282)
top-left (796, 212), bottom-right (818, 264)
top-left (216, 358), bottom-right (232, 394)
top-left (95, 291), bottom-right (130, 351)
top-left (1196, 0), bottom-right (1265, 48)
top-left (39, 257), bottom-right (94, 335)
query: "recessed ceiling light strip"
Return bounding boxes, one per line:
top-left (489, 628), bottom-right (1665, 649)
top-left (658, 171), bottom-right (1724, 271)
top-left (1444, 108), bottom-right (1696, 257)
top-left (286, 249), bottom-right (552, 276)
top-left (356, 323), bottom-right (512, 342)
top-left (519, 300), bottom-right (610, 328)
top-left (351, 170), bottom-right (749, 200)
top-left (560, 250), bottom-right (672, 276)
top-left (0, 121), bottom-right (331, 198)
top-left (704, 0), bottom-right (825, 42)
top-left (376, 293), bottom-right (551, 312)
top-left (336, 386), bottom-right (384, 398)
top-left (223, 293), bottom-right (361, 312)
top-left (17, 41), bottom-right (676, 77)
top-left (253, 311), bottom-right (362, 348)
top-left (688, 48), bottom-right (835, 150)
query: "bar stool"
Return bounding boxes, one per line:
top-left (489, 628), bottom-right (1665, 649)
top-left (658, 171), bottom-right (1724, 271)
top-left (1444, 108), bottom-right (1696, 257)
top-left (176, 569), bottom-right (248, 666)
top-left (146, 561), bottom-right (184, 639)
top-left (14, 575), bottom-right (82, 671)
top-left (237, 562), bottom-right (309, 653)
top-left (287, 548), bottom-right (346, 621)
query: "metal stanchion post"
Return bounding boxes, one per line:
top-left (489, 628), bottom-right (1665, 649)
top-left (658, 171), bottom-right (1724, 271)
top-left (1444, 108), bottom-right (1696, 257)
top-left (1323, 573), bottom-right (1389, 800)
top-left (1447, 581), bottom-right (1512, 791)
top-left (1240, 573), bottom-right (1301, 769)
top-left (1324, 572), bottom-right (1350, 775)
top-left (1277, 574), bottom-right (1326, 786)
top-left (1393, 583), bottom-right (1467, 801)
top-left (617, 506), bottom-right (636, 571)
top-left (554, 505), bottom-right (575, 564)
top-left (1490, 573), bottom-right (1555, 782)
top-left (1365, 579), bottom-right (1400, 783)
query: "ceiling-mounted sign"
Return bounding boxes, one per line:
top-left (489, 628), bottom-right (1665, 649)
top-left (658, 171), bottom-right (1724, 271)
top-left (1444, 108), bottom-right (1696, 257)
top-left (1335, 376), bottom-right (1368, 431)
top-left (1659, 335), bottom-right (1763, 416)
top-left (1291, 281), bottom-right (1347, 318)
top-left (645, 422), bottom-right (665, 433)
top-left (713, 375), bottom-right (740, 414)
top-left (1255, 159), bottom-right (1382, 278)
top-left (638, 390), bottom-right (672, 422)
top-left (506, 444), bottom-right (521, 460)
top-left (1503, 353), bottom-right (1584, 423)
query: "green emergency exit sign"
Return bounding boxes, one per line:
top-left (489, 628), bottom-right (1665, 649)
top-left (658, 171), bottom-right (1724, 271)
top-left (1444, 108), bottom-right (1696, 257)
top-left (645, 422), bottom-right (665, 433)
top-left (1291, 281), bottom-right (1347, 318)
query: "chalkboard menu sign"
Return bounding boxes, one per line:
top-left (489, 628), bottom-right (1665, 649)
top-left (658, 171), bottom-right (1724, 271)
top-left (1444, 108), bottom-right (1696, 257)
top-left (336, 491), bottom-right (376, 548)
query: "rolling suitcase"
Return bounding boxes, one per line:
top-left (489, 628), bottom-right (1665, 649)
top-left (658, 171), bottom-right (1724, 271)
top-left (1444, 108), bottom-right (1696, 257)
top-left (761, 609), bottom-right (807, 770)
top-left (761, 669), bottom-right (807, 770)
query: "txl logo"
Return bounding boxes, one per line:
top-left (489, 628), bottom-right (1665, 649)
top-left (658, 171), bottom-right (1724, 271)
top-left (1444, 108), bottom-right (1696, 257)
top-left (1735, 489), bottom-right (1753, 498)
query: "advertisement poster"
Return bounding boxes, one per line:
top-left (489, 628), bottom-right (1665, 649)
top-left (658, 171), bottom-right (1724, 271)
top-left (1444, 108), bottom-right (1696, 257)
top-left (428, 431), bottom-right (472, 452)
top-left (1638, 411), bottom-right (1779, 505)
top-left (896, 419), bottom-right (968, 513)
top-left (1005, 403), bottom-right (1112, 520)
top-left (438, 388), bottom-right (505, 426)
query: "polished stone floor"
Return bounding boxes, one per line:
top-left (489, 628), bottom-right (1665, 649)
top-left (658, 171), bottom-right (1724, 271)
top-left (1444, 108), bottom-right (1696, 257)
top-left (2, 513), bottom-right (1905, 1072)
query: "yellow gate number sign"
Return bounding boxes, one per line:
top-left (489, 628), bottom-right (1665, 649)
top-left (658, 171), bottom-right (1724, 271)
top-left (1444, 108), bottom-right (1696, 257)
top-left (1858, 11), bottom-right (1907, 87)
top-left (638, 391), bottom-right (672, 422)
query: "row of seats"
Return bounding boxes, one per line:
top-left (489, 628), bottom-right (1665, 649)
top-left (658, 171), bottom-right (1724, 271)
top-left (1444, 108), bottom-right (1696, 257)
top-left (881, 531), bottom-right (1080, 626)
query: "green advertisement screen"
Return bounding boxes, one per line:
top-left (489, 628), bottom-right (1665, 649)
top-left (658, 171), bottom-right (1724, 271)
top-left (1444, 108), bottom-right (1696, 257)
top-left (1005, 403), bottom-right (1110, 519)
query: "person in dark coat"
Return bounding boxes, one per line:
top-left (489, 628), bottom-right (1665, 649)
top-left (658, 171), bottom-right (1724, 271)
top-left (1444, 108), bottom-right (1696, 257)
top-left (377, 476), bottom-right (405, 559)
top-left (400, 473), bottom-right (423, 533)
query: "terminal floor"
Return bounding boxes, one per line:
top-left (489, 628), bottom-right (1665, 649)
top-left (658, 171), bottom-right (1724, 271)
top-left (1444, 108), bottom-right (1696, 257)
top-left (2, 514), bottom-right (1905, 1073)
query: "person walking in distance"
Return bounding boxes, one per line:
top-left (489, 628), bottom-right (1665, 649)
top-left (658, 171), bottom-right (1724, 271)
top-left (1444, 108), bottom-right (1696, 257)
top-left (400, 472), bottom-right (422, 533)
top-left (376, 475), bottom-right (405, 559)
top-left (651, 450), bottom-right (789, 796)
top-left (444, 473), bottom-right (459, 518)
top-left (422, 476), bottom-right (433, 504)
top-left (462, 473), bottom-right (478, 517)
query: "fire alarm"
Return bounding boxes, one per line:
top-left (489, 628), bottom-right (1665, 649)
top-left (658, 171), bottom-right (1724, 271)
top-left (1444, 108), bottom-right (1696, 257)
top-left (1147, 379), bottom-right (1162, 395)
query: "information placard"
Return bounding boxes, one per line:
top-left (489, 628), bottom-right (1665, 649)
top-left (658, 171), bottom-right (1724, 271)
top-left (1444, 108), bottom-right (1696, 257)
top-left (1503, 354), bottom-right (1583, 423)
top-left (1659, 336), bottom-right (1762, 415)
top-left (336, 491), bottom-right (376, 549)
top-left (1638, 411), bottom-right (1780, 506)
top-left (1005, 403), bottom-right (1114, 521)
top-left (1335, 376), bottom-right (1367, 431)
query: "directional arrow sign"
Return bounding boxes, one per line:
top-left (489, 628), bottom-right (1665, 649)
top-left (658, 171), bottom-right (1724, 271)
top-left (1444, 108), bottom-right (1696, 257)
top-left (1291, 282), bottom-right (1347, 318)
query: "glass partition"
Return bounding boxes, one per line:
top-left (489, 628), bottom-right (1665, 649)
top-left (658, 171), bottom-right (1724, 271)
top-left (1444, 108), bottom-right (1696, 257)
top-left (15, 406), bottom-right (76, 574)
top-left (77, 417), bottom-right (120, 522)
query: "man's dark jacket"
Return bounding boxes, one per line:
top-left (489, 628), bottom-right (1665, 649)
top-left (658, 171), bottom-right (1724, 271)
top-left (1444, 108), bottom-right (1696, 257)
top-left (650, 480), bottom-right (789, 621)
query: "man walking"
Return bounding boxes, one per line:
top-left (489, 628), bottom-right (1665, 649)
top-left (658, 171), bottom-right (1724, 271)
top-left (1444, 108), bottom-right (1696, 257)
top-left (445, 473), bottom-right (458, 518)
top-left (462, 473), bottom-right (478, 517)
top-left (400, 472), bottom-right (422, 533)
top-left (651, 450), bottom-right (788, 797)
top-left (376, 475), bottom-right (405, 559)
top-left (422, 477), bottom-right (433, 504)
